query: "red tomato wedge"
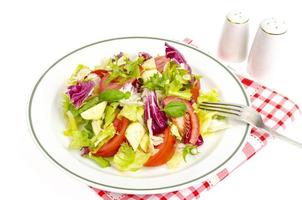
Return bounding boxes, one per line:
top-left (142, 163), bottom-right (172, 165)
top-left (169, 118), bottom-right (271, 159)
top-left (162, 97), bottom-right (200, 145)
top-left (99, 74), bottom-right (135, 92)
top-left (154, 56), bottom-right (170, 72)
top-left (92, 69), bottom-right (108, 78)
top-left (191, 79), bottom-right (200, 102)
top-left (144, 128), bottom-right (176, 167)
top-left (93, 117), bottom-right (129, 157)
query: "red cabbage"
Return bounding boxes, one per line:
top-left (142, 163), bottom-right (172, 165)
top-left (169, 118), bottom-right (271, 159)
top-left (67, 81), bottom-right (95, 108)
top-left (144, 91), bottom-right (168, 134)
top-left (165, 42), bottom-right (192, 73)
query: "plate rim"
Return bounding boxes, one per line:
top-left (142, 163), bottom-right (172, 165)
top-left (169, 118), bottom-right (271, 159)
top-left (28, 36), bottom-right (251, 194)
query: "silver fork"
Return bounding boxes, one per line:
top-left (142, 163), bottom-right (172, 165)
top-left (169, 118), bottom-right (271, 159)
top-left (199, 102), bottom-right (302, 149)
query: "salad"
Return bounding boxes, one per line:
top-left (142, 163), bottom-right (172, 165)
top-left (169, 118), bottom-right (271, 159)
top-left (62, 43), bottom-right (228, 171)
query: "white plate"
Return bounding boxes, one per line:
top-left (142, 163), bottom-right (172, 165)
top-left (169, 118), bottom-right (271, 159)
top-left (28, 37), bottom-right (250, 194)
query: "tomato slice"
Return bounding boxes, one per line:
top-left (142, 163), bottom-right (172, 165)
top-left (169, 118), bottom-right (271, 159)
top-left (93, 117), bottom-right (129, 157)
top-left (92, 69), bottom-right (108, 78)
top-left (162, 96), bottom-right (200, 145)
top-left (99, 73), bottom-right (135, 92)
top-left (191, 79), bottom-right (200, 102)
top-left (144, 128), bottom-right (176, 167)
top-left (154, 56), bottom-right (170, 72)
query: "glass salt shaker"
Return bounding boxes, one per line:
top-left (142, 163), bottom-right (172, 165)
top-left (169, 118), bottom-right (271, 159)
top-left (247, 18), bottom-right (287, 81)
top-left (218, 11), bottom-right (249, 63)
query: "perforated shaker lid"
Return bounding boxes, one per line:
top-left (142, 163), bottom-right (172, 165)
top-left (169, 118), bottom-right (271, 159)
top-left (260, 18), bottom-right (287, 35)
top-left (226, 10), bottom-right (249, 24)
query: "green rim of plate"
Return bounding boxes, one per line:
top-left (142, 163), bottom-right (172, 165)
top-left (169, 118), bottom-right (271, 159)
top-left (28, 36), bottom-right (250, 192)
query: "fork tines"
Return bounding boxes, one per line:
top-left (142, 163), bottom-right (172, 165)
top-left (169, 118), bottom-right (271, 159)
top-left (198, 102), bottom-right (243, 116)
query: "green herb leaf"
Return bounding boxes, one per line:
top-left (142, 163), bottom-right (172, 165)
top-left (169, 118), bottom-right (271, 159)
top-left (182, 145), bottom-right (198, 162)
top-left (99, 89), bottom-right (129, 102)
top-left (143, 61), bottom-right (192, 100)
top-left (143, 73), bottom-right (165, 90)
top-left (164, 101), bottom-right (187, 117)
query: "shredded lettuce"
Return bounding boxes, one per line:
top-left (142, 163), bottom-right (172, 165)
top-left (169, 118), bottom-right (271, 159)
top-left (63, 94), bottom-right (81, 118)
top-left (197, 89), bottom-right (220, 104)
top-left (68, 64), bottom-right (91, 85)
top-left (78, 96), bottom-right (100, 114)
top-left (197, 110), bottom-right (229, 136)
top-left (69, 130), bottom-right (91, 149)
top-left (112, 143), bottom-right (150, 171)
top-left (103, 102), bottom-right (119, 128)
top-left (170, 124), bottom-right (182, 141)
top-left (88, 154), bottom-right (110, 168)
top-left (64, 111), bottom-right (78, 136)
top-left (91, 124), bottom-right (116, 149)
top-left (118, 104), bottom-right (144, 122)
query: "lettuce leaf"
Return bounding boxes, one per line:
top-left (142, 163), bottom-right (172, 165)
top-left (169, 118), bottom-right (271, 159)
top-left (197, 110), bottom-right (229, 136)
top-left (91, 124), bottom-right (116, 149)
top-left (88, 154), bottom-right (110, 168)
top-left (78, 96), bottom-right (100, 114)
top-left (118, 104), bottom-right (144, 122)
top-left (103, 102), bottom-right (119, 128)
top-left (64, 111), bottom-right (78, 136)
top-left (68, 64), bottom-right (91, 85)
top-left (197, 89), bottom-right (220, 104)
top-left (112, 143), bottom-right (150, 171)
top-left (69, 130), bottom-right (91, 149)
top-left (170, 124), bottom-right (182, 141)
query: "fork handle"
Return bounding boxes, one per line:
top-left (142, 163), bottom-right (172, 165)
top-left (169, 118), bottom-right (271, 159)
top-left (262, 126), bottom-right (302, 149)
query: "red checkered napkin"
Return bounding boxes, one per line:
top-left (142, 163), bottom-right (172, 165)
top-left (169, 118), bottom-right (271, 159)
top-left (92, 40), bottom-right (300, 200)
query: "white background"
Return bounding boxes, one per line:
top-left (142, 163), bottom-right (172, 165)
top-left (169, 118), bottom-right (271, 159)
top-left (1, 0), bottom-right (302, 199)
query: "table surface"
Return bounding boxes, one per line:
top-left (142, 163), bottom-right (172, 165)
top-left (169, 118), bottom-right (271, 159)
top-left (2, 0), bottom-right (302, 199)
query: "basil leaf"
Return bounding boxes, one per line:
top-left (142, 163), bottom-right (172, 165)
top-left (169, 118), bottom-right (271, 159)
top-left (163, 101), bottom-right (187, 117)
top-left (99, 89), bottom-right (128, 102)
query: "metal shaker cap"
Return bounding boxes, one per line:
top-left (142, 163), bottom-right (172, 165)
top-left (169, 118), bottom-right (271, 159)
top-left (260, 18), bottom-right (287, 35)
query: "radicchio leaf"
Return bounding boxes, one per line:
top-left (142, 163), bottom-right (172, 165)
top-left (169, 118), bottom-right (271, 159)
top-left (195, 135), bottom-right (204, 146)
top-left (80, 146), bottom-right (90, 156)
top-left (138, 52), bottom-right (151, 60)
top-left (164, 42), bottom-right (192, 73)
top-left (67, 81), bottom-right (95, 108)
top-left (144, 91), bottom-right (168, 134)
